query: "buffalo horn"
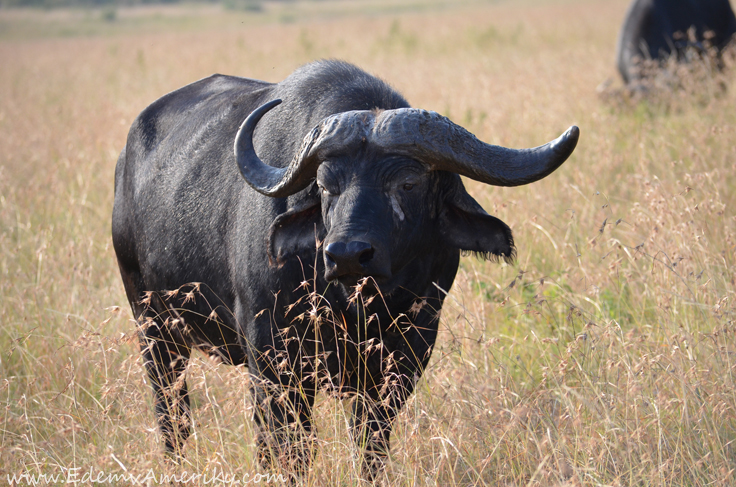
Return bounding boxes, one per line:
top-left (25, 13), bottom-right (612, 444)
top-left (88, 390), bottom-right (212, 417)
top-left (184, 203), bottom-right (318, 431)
top-left (234, 99), bottom-right (324, 198)
top-left (371, 109), bottom-right (579, 187)
top-left (235, 101), bottom-right (579, 197)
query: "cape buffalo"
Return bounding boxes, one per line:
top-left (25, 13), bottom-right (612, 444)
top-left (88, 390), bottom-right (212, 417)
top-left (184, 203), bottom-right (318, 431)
top-left (112, 60), bottom-right (579, 479)
top-left (616, 0), bottom-right (736, 84)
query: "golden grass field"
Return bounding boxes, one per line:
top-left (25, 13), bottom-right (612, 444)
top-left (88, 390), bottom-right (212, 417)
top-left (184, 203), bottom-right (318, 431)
top-left (2, 0), bottom-right (736, 484)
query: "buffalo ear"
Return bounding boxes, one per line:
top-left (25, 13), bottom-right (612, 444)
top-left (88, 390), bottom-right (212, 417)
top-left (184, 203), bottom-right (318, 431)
top-left (268, 199), bottom-right (325, 266)
top-left (440, 189), bottom-right (516, 263)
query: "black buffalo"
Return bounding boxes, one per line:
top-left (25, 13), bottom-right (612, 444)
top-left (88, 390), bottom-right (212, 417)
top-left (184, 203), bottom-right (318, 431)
top-left (112, 60), bottom-right (579, 478)
top-left (616, 0), bottom-right (736, 84)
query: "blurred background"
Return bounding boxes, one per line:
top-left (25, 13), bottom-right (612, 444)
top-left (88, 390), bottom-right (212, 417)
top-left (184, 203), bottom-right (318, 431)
top-left (1, 1), bottom-right (735, 485)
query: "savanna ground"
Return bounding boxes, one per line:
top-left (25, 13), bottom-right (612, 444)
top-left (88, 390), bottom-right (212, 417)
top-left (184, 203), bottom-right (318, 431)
top-left (2, 0), bottom-right (736, 485)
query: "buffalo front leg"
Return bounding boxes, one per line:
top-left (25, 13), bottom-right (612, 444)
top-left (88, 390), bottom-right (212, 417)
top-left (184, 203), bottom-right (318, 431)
top-left (139, 314), bottom-right (192, 456)
top-left (251, 377), bottom-right (317, 478)
top-left (350, 373), bottom-right (418, 481)
top-left (350, 332), bottom-right (435, 482)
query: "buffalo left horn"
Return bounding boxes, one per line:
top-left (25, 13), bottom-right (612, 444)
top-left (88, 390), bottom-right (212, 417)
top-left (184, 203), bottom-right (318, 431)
top-left (371, 108), bottom-right (579, 187)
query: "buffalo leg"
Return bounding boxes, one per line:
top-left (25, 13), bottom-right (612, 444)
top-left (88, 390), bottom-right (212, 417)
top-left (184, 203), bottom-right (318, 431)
top-left (250, 352), bottom-right (317, 478)
top-left (139, 310), bottom-right (192, 456)
top-left (351, 324), bottom-right (436, 481)
top-left (349, 394), bottom-right (398, 480)
top-left (350, 371), bottom-right (418, 480)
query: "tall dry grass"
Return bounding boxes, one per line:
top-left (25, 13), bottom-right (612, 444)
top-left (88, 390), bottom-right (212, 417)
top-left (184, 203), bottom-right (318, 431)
top-left (1, 0), bottom-right (735, 485)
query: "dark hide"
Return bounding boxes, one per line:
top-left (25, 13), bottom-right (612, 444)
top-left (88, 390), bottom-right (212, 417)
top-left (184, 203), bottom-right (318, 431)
top-left (112, 60), bottom-right (572, 480)
top-left (616, 0), bottom-right (736, 84)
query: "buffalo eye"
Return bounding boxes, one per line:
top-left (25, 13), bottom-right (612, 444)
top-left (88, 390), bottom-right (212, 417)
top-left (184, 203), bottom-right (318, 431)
top-left (317, 183), bottom-right (334, 197)
top-left (402, 183), bottom-right (415, 192)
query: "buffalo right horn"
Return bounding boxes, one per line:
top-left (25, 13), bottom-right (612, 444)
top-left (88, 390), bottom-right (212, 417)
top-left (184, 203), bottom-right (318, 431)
top-left (234, 99), bottom-right (326, 198)
top-left (234, 101), bottom-right (375, 198)
top-left (371, 109), bottom-right (579, 187)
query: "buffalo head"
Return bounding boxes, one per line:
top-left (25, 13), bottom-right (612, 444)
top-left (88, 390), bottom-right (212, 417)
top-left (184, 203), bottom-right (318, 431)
top-left (235, 99), bottom-right (579, 289)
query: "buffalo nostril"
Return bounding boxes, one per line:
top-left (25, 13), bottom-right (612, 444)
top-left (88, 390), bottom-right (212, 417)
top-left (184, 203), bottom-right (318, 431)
top-left (324, 242), bottom-right (345, 267)
top-left (345, 241), bottom-right (373, 266)
top-left (324, 241), bottom-right (374, 275)
top-left (357, 246), bottom-right (374, 266)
